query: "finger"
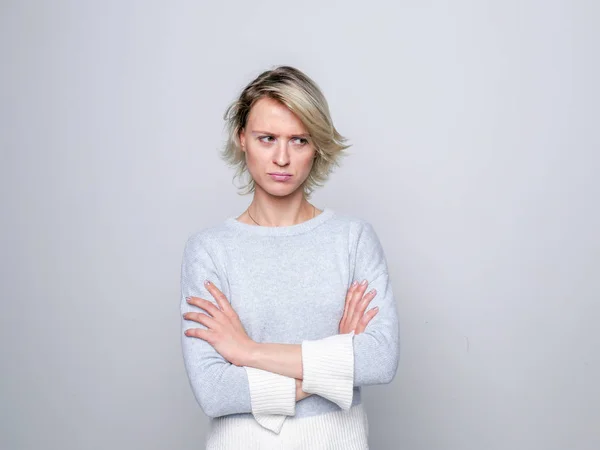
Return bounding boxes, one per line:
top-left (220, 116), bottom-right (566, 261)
top-left (186, 296), bottom-right (222, 318)
top-left (184, 327), bottom-right (214, 343)
top-left (205, 281), bottom-right (240, 320)
top-left (350, 288), bottom-right (376, 330)
top-left (204, 281), bottom-right (233, 314)
top-left (183, 311), bottom-right (219, 330)
top-left (357, 288), bottom-right (377, 315)
top-left (354, 306), bottom-right (379, 334)
top-left (342, 281), bottom-right (358, 322)
top-left (355, 306), bottom-right (379, 334)
top-left (348, 280), bottom-right (369, 323)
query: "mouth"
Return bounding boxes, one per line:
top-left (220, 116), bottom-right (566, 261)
top-left (268, 173), bottom-right (293, 181)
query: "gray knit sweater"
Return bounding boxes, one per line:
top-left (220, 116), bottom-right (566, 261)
top-left (180, 208), bottom-right (400, 439)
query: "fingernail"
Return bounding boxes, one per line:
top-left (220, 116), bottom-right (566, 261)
top-left (185, 297), bottom-right (191, 303)
top-left (374, 306), bottom-right (379, 311)
top-left (351, 280), bottom-right (358, 287)
top-left (361, 279), bottom-right (367, 285)
top-left (370, 289), bottom-right (377, 295)
top-left (204, 280), bottom-right (211, 286)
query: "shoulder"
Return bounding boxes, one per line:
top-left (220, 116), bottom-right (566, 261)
top-left (329, 210), bottom-right (380, 242)
top-left (329, 211), bottom-right (389, 277)
top-left (183, 220), bottom-right (233, 258)
top-left (330, 212), bottom-right (387, 266)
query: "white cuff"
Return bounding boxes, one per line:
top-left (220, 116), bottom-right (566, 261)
top-left (252, 413), bottom-right (288, 434)
top-left (244, 367), bottom-right (295, 433)
top-left (301, 332), bottom-right (355, 410)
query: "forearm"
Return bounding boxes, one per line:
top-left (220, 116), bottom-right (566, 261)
top-left (241, 333), bottom-right (355, 411)
top-left (182, 338), bottom-right (253, 417)
top-left (353, 322), bottom-right (399, 386)
top-left (245, 342), bottom-right (304, 379)
top-left (352, 274), bottom-right (399, 386)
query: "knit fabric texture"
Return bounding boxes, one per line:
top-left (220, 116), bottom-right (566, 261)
top-left (180, 207), bottom-right (400, 437)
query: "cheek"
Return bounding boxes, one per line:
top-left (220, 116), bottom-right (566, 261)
top-left (298, 153), bottom-right (315, 172)
top-left (245, 147), bottom-right (267, 167)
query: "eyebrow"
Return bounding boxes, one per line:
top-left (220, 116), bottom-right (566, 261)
top-left (251, 130), bottom-right (310, 138)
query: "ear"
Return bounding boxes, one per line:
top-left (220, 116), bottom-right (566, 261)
top-left (239, 128), bottom-right (246, 152)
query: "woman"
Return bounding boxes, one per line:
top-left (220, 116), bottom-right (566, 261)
top-left (180, 66), bottom-right (399, 449)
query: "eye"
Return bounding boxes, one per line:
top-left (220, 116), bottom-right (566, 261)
top-left (258, 135), bottom-right (275, 143)
top-left (292, 137), bottom-right (309, 146)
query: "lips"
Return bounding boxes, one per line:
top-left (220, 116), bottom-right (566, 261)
top-left (268, 173), bottom-right (292, 181)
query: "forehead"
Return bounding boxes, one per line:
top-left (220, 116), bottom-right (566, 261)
top-left (246, 97), bottom-right (308, 134)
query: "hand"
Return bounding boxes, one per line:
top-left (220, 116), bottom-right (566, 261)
top-left (295, 378), bottom-right (312, 402)
top-left (183, 280), bottom-right (254, 367)
top-left (297, 280), bottom-right (378, 402)
top-left (338, 279), bottom-right (379, 335)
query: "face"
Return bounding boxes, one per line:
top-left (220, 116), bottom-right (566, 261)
top-left (239, 96), bottom-right (316, 198)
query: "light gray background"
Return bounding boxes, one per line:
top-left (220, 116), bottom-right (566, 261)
top-left (1, 1), bottom-right (598, 449)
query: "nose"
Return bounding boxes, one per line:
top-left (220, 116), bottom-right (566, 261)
top-left (273, 141), bottom-right (290, 167)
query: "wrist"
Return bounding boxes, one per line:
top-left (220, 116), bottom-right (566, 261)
top-left (295, 379), bottom-right (302, 401)
top-left (295, 378), bottom-right (311, 401)
top-left (242, 339), bottom-right (260, 367)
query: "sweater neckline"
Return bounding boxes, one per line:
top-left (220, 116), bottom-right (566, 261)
top-left (224, 207), bottom-right (336, 237)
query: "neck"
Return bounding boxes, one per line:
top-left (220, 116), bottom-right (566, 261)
top-left (244, 187), bottom-right (316, 227)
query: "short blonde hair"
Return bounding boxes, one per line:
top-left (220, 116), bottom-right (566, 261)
top-left (220, 66), bottom-right (349, 198)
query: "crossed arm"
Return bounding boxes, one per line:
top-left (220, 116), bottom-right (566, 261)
top-left (183, 280), bottom-right (379, 380)
top-left (180, 223), bottom-right (399, 432)
top-left (183, 278), bottom-right (379, 394)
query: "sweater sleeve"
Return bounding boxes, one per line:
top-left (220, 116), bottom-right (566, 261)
top-left (243, 367), bottom-right (295, 433)
top-left (181, 233), bottom-right (295, 431)
top-left (301, 221), bottom-right (400, 409)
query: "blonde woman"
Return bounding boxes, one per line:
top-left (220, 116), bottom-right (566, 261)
top-left (180, 66), bottom-right (399, 449)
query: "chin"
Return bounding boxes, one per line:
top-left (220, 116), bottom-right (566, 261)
top-left (257, 181), bottom-right (303, 198)
top-left (264, 187), bottom-right (298, 198)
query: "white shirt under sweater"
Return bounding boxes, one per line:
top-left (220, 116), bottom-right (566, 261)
top-left (180, 208), bottom-right (400, 449)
